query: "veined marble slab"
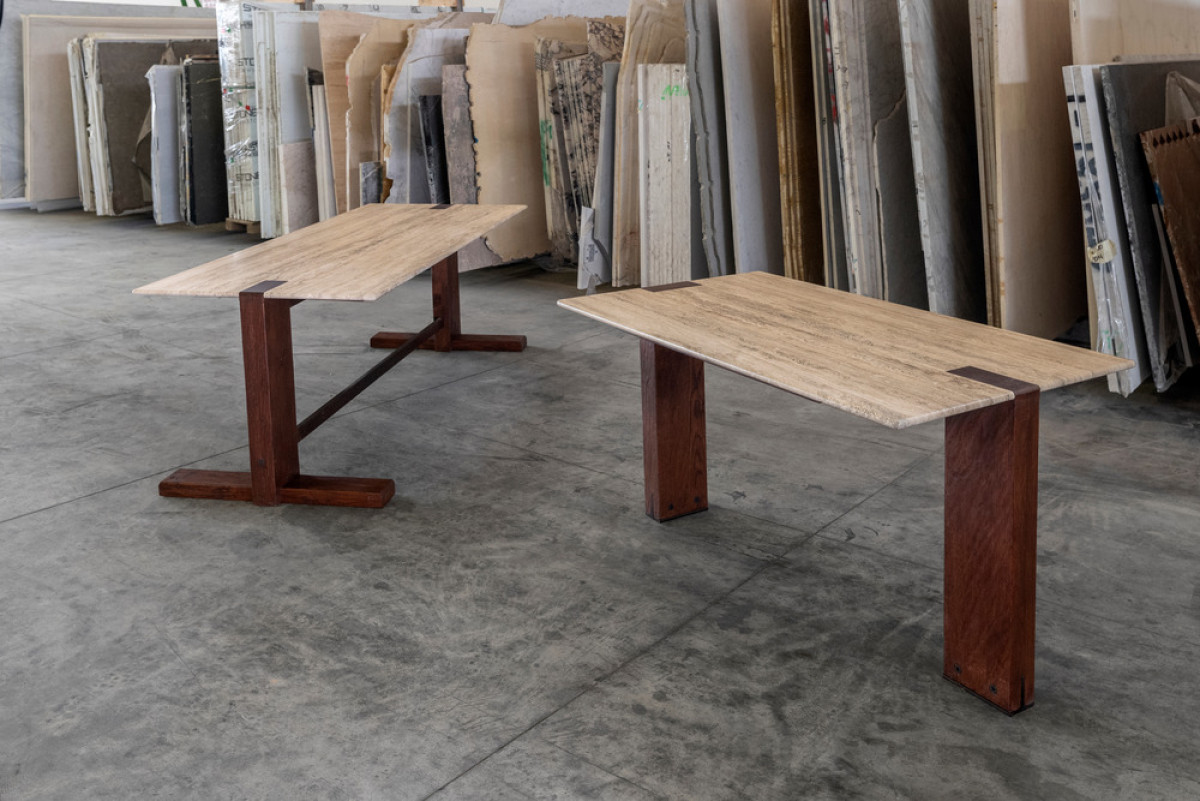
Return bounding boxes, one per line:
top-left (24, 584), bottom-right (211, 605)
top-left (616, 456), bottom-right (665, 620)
top-left (899, 0), bottom-right (985, 321)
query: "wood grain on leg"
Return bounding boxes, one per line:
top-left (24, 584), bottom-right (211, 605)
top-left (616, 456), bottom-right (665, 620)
top-left (944, 366), bottom-right (1040, 714)
top-left (642, 340), bottom-right (708, 521)
top-left (240, 283), bottom-right (302, 506)
top-left (432, 253), bottom-right (462, 351)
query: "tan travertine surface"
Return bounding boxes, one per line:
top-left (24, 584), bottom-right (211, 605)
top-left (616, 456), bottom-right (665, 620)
top-left (135, 204), bottom-right (524, 301)
top-left (559, 272), bottom-right (1133, 429)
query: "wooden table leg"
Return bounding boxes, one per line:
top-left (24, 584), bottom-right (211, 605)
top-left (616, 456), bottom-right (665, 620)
top-left (642, 340), bottom-right (708, 522)
top-left (240, 283), bottom-right (302, 504)
top-left (371, 253), bottom-right (527, 353)
top-left (158, 281), bottom-right (395, 509)
top-left (943, 367), bottom-right (1040, 714)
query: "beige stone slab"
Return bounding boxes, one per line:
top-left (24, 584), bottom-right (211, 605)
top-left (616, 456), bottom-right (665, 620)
top-left (135, 203), bottom-right (524, 301)
top-left (342, 16), bottom-right (417, 212)
top-left (974, 0), bottom-right (1086, 339)
top-left (559, 272), bottom-right (1132, 429)
top-left (466, 19), bottom-right (589, 261)
top-left (611, 0), bottom-right (687, 287)
top-left (319, 11), bottom-right (418, 215)
top-left (638, 64), bottom-right (692, 287)
top-left (1070, 0), bottom-right (1200, 64)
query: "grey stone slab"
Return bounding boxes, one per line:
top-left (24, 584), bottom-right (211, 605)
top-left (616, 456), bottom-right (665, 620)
top-left (899, 0), bottom-right (984, 320)
top-left (829, 0), bottom-right (920, 299)
top-left (809, 0), bottom-right (851, 291)
top-left (1063, 64), bottom-right (1150, 395)
top-left (716, 0), bottom-right (785, 277)
top-left (441, 64), bottom-right (503, 273)
top-left (686, 0), bottom-right (734, 278)
top-left (1102, 59), bottom-right (1200, 392)
top-left (535, 537), bottom-right (1200, 800)
top-left (873, 87), bottom-right (927, 310)
top-left (180, 56), bottom-right (228, 226)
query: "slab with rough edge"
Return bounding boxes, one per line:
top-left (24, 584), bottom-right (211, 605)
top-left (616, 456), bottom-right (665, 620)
top-left (467, 19), bottom-right (590, 262)
top-left (559, 272), bottom-right (1133, 429)
top-left (134, 203), bottom-right (524, 301)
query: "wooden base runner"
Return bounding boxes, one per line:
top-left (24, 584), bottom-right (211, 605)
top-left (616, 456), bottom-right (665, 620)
top-left (160, 470), bottom-right (396, 508)
top-left (158, 253), bottom-right (525, 509)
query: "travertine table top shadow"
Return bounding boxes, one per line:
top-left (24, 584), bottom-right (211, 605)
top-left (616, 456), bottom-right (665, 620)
top-left (559, 272), bottom-right (1133, 429)
top-left (134, 203), bottom-right (525, 301)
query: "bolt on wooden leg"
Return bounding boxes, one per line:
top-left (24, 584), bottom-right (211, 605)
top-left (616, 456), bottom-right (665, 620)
top-left (371, 253), bottom-right (527, 353)
top-left (944, 367), bottom-right (1040, 714)
top-left (642, 340), bottom-right (708, 522)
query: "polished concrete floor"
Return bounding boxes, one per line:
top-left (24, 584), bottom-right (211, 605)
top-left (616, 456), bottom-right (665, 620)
top-left (1, 209), bottom-right (1199, 800)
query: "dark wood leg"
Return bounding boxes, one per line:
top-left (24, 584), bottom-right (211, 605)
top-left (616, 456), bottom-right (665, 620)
top-left (642, 340), bottom-right (708, 522)
top-left (432, 251), bottom-right (462, 351)
top-left (943, 367), bottom-right (1040, 714)
top-left (159, 282), bottom-right (395, 509)
top-left (371, 253), bottom-right (527, 353)
top-left (240, 287), bottom-right (301, 504)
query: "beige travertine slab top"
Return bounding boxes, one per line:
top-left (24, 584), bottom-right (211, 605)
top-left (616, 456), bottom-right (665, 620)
top-left (134, 204), bottom-right (525, 301)
top-left (559, 272), bottom-right (1134, 429)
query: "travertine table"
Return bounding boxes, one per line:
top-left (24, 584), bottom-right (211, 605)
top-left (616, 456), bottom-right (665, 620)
top-left (560, 272), bottom-right (1133, 713)
top-left (136, 203), bottom-right (525, 510)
